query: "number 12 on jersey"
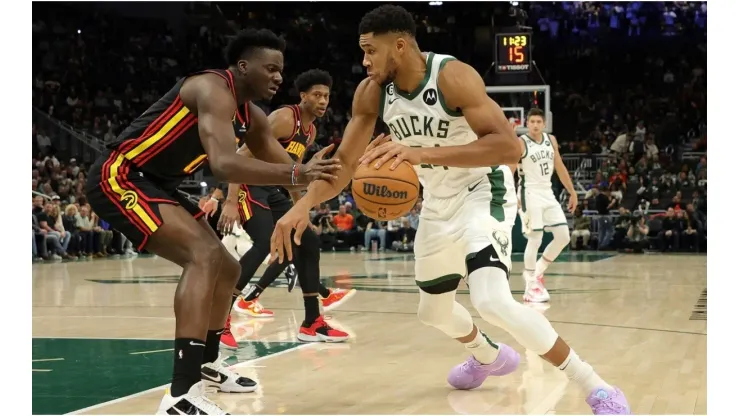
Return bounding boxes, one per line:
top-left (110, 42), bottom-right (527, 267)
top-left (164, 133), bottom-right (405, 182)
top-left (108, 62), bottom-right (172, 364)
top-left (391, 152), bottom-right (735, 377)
top-left (539, 163), bottom-right (550, 176)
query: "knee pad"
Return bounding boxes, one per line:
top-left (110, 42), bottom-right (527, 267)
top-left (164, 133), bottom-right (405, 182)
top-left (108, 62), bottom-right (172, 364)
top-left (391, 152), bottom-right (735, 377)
top-left (465, 244), bottom-right (509, 277)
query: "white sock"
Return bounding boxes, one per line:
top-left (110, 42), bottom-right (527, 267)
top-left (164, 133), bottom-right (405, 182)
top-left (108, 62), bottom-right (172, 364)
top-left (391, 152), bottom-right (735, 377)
top-left (464, 329), bottom-right (500, 364)
top-left (558, 349), bottom-right (613, 395)
top-left (534, 257), bottom-right (552, 277)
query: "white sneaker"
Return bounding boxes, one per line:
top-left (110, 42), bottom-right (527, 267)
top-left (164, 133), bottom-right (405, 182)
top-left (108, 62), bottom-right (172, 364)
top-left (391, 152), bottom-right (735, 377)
top-left (201, 354), bottom-right (257, 393)
top-left (156, 381), bottom-right (227, 415)
top-left (523, 279), bottom-right (550, 303)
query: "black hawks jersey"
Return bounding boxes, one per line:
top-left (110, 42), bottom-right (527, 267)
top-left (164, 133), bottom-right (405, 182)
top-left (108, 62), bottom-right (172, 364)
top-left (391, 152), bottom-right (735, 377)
top-left (107, 68), bottom-right (248, 188)
top-left (278, 104), bottom-right (315, 162)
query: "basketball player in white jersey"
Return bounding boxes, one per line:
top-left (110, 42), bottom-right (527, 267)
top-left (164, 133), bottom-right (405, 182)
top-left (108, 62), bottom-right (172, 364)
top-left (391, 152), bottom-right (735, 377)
top-left (518, 108), bottom-right (577, 303)
top-left (271, 5), bottom-right (629, 414)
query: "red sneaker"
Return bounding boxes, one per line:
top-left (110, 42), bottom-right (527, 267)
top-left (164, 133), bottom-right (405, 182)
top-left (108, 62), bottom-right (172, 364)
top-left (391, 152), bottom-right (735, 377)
top-left (220, 315), bottom-right (238, 349)
top-left (297, 316), bottom-right (349, 343)
top-left (233, 297), bottom-right (275, 318)
top-left (321, 288), bottom-right (357, 311)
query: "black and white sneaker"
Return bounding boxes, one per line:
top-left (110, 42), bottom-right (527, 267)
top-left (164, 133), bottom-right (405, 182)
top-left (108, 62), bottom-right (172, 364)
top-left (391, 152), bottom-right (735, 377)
top-left (156, 381), bottom-right (227, 415)
top-left (284, 264), bottom-right (298, 292)
top-left (201, 354), bottom-right (257, 393)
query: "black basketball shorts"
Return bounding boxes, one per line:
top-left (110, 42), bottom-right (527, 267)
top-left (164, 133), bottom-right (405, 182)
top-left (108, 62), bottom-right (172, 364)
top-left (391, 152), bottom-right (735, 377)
top-left (85, 150), bottom-right (204, 250)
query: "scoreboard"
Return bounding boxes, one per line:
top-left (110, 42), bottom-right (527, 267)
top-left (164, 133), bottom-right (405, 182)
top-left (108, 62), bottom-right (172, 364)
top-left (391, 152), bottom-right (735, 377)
top-left (494, 33), bottom-right (532, 74)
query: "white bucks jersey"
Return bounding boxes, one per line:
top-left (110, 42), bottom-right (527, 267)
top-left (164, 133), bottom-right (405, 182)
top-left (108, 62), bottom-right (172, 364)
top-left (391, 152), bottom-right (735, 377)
top-left (518, 133), bottom-right (556, 191)
top-left (380, 52), bottom-right (489, 199)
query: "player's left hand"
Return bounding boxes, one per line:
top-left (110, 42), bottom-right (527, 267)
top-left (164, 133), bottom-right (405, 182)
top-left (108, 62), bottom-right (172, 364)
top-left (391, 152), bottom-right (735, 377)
top-left (201, 198), bottom-right (219, 218)
top-left (218, 202), bottom-right (240, 235)
top-left (359, 141), bottom-right (422, 170)
top-left (568, 193), bottom-right (578, 213)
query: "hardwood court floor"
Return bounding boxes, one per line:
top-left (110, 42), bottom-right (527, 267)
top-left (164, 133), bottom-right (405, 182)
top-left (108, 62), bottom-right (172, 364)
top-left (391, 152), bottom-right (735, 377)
top-left (32, 252), bottom-right (707, 415)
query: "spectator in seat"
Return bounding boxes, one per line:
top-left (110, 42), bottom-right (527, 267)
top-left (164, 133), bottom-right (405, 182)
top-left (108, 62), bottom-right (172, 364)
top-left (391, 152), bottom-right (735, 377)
top-left (35, 201), bottom-right (72, 260)
top-left (645, 137), bottom-right (659, 161)
top-left (570, 206), bottom-right (591, 250)
top-left (46, 203), bottom-right (72, 255)
top-left (592, 186), bottom-right (617, 249)
top-left (406, 205), bottom-right (420, 230)
top-left (626, 215), bottom-right (650, 253)
top-left (333, 204), bottom-right (359, 249)
top-left (363, 219), bottom-right (387, 251)
top-left (62, 204), bottom-right (81, 256)
top-left (32, 215), bottom-right (49, 261)
top-left (659, 208), bottom-right (681, 252)
top-left (386, 217), bottom-right (403, 247)
top-left (312, 204), bottom-right (337, 251)
top-left (76, 205), bottom-right (101, 256)
top-left (612, 207), bottom-right (632, 249)
top-left (666, 191), bottom-right (686, 211)
top-left (679, 209), bottom-right (701, 252)
top-left (391, 217), bottom-right (416, 252)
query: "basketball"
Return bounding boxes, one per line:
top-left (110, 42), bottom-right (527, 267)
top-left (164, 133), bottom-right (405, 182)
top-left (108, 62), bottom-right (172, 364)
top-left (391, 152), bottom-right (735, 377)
top-left (352, 158), bottom-right (419, 221)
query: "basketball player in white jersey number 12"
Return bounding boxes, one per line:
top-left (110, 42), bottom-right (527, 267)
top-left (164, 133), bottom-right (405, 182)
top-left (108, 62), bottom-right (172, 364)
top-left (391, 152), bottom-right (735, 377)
top-left (270, 5), bottom-right (630, 414)
top-left (518, 108), bottom-right (578, 303)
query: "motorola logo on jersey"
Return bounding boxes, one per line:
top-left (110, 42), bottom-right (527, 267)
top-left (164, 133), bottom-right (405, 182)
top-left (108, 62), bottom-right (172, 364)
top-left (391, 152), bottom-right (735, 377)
top-left (120, 190), bottom-right (138, 210)
top-left (362, 183), bottom-right (409, 200)
top-left (423, 88), bottom-right (437, 106)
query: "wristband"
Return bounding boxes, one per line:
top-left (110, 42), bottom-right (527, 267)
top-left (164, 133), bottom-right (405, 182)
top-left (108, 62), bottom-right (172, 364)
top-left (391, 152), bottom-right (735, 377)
top-left (290, 163), bottom-right (300, 185)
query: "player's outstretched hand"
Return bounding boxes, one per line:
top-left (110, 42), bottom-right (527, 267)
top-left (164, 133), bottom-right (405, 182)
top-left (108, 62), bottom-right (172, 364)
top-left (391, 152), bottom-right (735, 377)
top-left (359, 139), bottom-right (421, 170)
top-left (270, 203), bottom-right (310, 264)
top-left (298, 143), bottom-right (341, 183)
top-left (217, 201), bottom-right (240, 235)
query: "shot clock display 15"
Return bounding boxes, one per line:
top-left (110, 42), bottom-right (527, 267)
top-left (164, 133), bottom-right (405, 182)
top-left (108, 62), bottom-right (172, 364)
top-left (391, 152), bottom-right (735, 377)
top-left (495, 33), bottom-right (532, 74)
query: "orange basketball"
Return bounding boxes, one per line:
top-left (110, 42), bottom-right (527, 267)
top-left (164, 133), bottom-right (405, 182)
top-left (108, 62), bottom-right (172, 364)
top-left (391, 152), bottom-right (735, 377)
top-left (352, 158), bottom-right (419, 221)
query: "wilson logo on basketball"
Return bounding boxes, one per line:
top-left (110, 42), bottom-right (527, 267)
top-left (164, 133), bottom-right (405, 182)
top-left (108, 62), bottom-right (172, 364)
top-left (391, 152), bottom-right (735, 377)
top-left (363, 183), bottom-right (408, 200)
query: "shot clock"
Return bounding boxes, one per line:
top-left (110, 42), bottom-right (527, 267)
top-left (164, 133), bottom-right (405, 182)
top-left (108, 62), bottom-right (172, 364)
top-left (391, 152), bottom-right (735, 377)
top-left (495, 33), bottom-right (532, 74)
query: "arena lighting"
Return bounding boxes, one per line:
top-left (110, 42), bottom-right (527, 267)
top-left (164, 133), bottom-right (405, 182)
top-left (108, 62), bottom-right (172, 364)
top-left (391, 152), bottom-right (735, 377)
top-left (429, 1), bottom-right (443, 6)
top-left (200, 181), bottom-right (207, 187)
top-left (511, 1), bottom-right (519, 5)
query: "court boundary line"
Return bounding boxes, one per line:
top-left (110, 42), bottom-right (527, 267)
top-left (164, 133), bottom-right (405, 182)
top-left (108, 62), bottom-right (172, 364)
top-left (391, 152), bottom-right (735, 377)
top-left (64, 342), bottom-right (313, 415)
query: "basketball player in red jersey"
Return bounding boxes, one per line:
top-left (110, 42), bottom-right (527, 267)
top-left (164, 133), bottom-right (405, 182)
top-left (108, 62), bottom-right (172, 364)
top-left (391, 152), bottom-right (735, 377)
top-left (271, 6), bottom-right (630, 415)
top-left (85, 29), bottom-right (340, 415)
top-left (206, 69), bottom-right (354, 347)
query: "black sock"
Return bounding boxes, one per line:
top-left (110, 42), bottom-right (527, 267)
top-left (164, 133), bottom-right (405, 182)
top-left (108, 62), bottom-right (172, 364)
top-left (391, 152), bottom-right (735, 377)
top-left (204, 329), bottom-right (223, 364)
top-left (256, 259), bottom-right (289, 290)
top-left (303, 296), bottom-right (320, 327)
top-left (243, 284), bottom-right (264, 302)
top-left (318, 285), bottom-right (331, 298)
top-left (171, 338), bottom-right (206, 397)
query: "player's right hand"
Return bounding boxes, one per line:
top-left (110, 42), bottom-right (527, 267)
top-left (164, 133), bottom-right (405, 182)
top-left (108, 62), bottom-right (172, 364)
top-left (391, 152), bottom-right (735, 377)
top-left (270, 202), bottom-right (311, 264)
top-left (298, 143), bottom-right (341, 183)
top-left (218, 201), bottom-right (240, 235)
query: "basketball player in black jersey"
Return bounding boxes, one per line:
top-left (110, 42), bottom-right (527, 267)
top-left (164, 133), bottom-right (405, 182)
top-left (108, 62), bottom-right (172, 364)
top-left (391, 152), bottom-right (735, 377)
top-left (205, 70), bottom-right (355, 345)
top-left (84, 29), bottom-right (341, 415)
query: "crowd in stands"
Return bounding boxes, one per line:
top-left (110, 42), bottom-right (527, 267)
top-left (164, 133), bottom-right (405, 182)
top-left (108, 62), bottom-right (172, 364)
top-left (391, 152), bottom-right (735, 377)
top-left (32, 2), bottom-right (706, 260)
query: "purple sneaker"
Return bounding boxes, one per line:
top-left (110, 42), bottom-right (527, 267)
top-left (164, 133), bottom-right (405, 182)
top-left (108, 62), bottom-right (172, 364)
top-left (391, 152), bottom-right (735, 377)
top-left (447, 343), bottom-right (520, 390)
top-left (586, 387), bottom-right (631, 414)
